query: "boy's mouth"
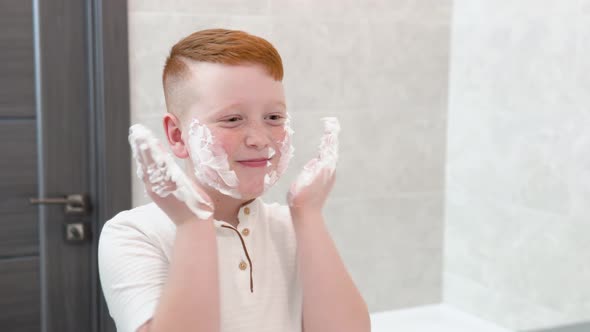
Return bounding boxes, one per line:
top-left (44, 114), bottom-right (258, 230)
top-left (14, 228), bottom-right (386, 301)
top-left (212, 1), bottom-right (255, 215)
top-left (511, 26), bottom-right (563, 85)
top-left (236, 158), bottom-right (270, 168)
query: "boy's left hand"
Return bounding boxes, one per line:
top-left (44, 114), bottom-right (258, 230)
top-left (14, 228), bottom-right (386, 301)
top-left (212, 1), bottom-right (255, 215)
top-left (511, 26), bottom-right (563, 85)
top-left (288, 166), bottom-right (336, 218)
top-left (287, 117), bottom-right (340, 220)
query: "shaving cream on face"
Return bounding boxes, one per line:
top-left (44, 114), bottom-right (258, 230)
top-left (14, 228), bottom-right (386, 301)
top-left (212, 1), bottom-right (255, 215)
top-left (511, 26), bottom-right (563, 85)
top-left (186, 114), bottom-right (294, 198)
top-left (289, 117), bottom-right (340, 199)
top-left (128, 124), bottom-right (213, 220)
top-left (187, 118), bottom-right (242, 199)
top-left (266, 147), bottom-right (276, 167)
top-left (264, 113), bottom-right (295, 191)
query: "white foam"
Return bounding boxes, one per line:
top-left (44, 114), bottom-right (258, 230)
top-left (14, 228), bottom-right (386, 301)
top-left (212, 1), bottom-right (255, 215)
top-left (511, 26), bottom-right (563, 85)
top-left (264, 113), bottom-right (295, 192)
top-left (187, 118), bottom-right (242, 199)
top-left (288, 117), bottom-right (340, 203)
top-left (128, 124), bottom-right (213, 220)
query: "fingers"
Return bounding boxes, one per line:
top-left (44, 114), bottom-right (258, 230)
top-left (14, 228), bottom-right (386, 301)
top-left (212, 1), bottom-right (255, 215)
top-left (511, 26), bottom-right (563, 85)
top-left (288, 118), bottom-right (340, 209)
top-left (321, 167), bottom-right (336, 188)
top-left (317, 117), bottom-right (340, 167)
top-left (295, 117), bottom-right (340, 187)
top-left (129, 124), bottom-right (217, 223)
top-left (129, 125), bottom-right (173, 193)
top-left (138, 139), bottom-right (157, 168)
top-left (129, 125), bottom-right (153, 183)
top-left (130, 139), bottom-right (150, 197)
top-left (134, 143), bottom-right (148, 181)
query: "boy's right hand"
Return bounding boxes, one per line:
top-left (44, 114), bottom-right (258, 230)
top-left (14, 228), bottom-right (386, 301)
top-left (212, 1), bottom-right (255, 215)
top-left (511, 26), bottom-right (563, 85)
top-left (129, 124), bottom-right (215, 226)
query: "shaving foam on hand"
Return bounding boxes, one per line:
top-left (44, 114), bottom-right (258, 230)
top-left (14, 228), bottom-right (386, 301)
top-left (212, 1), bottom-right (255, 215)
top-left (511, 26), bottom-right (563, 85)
top-left (289, 117), bottom-right (340, 199)
top-left (128, 124), bottom-right (213, 220)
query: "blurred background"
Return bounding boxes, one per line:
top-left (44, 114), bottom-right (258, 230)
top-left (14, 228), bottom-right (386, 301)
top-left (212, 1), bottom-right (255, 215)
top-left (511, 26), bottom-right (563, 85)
top-left (1, 0), bottom-right (589, 331)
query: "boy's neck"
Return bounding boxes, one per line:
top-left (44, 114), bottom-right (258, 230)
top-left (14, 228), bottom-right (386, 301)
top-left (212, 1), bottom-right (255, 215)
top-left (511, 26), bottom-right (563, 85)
top-left (209, 192), bottom-right (254, 228)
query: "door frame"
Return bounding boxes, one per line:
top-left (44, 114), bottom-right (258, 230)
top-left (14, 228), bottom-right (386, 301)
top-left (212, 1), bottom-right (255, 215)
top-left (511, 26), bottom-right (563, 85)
top-left (87, 0), bottom-right (131, 331)
top-left (33, 0), bottom-right (132, 330)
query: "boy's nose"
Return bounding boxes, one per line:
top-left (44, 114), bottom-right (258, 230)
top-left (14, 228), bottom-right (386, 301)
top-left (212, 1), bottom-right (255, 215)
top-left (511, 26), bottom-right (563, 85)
top-left (244, 127), bottom-right (271, 150)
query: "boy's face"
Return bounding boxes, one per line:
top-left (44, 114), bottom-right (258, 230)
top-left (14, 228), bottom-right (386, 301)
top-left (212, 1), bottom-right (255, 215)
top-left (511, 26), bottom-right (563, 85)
top-left (179, 62), bottom-right (289, 199)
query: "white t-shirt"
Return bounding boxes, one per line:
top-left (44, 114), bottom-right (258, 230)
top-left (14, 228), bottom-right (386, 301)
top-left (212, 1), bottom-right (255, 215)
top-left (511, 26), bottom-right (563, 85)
top-left (98, 197), bottom-right (303, 332)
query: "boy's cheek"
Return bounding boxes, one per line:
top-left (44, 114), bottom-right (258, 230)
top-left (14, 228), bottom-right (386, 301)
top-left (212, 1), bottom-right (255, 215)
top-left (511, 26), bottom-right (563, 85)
top-left (214, 132), bottom-right (239, 159)
top-left (267, 127), bottom-right (286, 149)
top-left (275, 127), bottom-right (287, 141)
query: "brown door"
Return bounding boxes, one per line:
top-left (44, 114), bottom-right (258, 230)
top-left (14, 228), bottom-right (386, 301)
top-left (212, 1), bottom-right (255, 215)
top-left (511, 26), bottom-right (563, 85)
top-left (0, 0), bottom-right (130, 331)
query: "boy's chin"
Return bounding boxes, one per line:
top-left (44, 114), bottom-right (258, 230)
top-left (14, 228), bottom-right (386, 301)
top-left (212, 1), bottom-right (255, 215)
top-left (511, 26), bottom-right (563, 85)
top-left (237, 181), bottom-right (266, 199)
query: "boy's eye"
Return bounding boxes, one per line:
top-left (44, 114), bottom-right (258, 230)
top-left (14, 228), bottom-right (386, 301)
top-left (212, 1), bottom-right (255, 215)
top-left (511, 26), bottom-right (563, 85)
top-left (220, 116), bottom-right (242, 123)
top-left (266, 114), bottom-right (286, 124)
top-left (218, 115), bottom-right (243, 127)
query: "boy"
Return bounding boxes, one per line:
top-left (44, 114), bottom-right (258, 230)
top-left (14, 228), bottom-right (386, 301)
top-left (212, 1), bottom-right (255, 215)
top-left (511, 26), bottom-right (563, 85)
top-left (98, 28), bottom-right (370, 332)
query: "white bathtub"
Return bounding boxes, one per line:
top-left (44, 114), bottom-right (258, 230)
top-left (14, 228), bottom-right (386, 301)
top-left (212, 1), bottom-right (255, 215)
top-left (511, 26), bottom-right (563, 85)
top-left (369, 303), bottom-right (513, 332)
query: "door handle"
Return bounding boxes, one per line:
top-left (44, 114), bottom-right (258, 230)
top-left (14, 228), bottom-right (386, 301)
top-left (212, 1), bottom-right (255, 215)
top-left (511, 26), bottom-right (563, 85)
top-left (29, 193), bottom-right (92, 215)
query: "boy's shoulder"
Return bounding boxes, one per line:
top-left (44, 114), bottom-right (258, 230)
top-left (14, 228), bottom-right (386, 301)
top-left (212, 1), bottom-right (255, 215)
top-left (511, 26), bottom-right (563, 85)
top-left (99, 203), bottom-right (187, 266)
top-left (101, 202), bottom-right (175, 237)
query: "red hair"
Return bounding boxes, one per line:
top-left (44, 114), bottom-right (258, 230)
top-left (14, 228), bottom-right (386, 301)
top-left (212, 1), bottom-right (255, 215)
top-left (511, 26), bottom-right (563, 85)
top-left (162, 29), bottom-right (284, 117)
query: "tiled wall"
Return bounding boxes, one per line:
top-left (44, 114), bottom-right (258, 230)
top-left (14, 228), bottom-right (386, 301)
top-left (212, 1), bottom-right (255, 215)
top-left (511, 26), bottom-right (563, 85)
top-left (444, 1), bottom-right (590, 330)
top-left (127, 0), bottom-right (451, 313)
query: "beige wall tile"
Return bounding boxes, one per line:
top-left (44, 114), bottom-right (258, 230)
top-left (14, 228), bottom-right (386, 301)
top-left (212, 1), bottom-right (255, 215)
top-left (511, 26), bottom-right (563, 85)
top-left (445, 0), bottom-right (590, 329)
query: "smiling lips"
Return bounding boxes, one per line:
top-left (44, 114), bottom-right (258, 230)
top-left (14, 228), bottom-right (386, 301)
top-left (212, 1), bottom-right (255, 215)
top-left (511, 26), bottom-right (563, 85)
top-left (237, 158), bottom-right (270, 168)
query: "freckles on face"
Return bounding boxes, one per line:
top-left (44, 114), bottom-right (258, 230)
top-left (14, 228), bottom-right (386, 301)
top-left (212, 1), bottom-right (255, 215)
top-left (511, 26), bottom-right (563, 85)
top-left (210, 129), bottom-right (240, 159)
top-left (212, 125), bottom-right (287, 162)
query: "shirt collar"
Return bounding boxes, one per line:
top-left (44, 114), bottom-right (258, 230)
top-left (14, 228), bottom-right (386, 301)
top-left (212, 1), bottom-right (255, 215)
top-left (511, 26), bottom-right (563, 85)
top-left (213, 197), bottom-right (262, 230)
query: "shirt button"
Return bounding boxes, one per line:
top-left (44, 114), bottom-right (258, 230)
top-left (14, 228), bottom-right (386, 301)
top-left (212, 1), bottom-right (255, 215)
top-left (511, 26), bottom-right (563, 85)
top-left (241, 228), bottom-right (250, 236)
top-left (244, 207), bottom-right (250, 215)
top-left (239, 261), bottom-right (248, 270)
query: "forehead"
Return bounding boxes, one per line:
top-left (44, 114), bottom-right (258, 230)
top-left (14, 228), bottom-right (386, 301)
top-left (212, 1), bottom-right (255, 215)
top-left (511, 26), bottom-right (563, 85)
top-left (186, 61), bottom-right (285, 114)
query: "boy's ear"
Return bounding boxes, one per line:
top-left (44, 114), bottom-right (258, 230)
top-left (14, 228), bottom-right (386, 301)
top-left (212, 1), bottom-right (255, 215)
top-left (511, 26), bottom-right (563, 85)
top-left (163, 113), bottom-right (189, 159)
